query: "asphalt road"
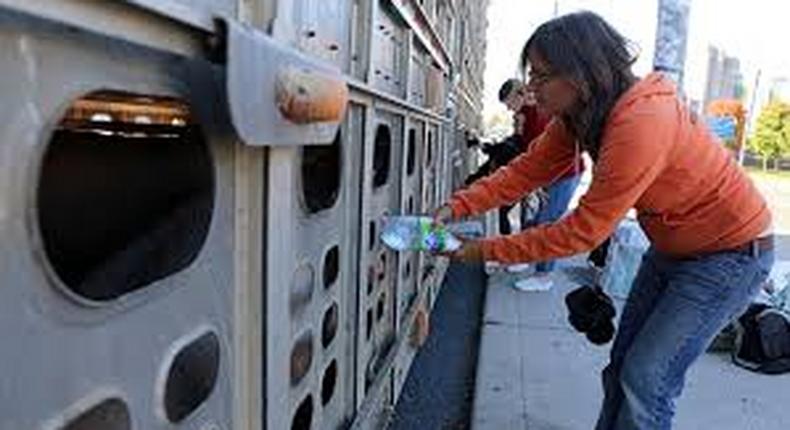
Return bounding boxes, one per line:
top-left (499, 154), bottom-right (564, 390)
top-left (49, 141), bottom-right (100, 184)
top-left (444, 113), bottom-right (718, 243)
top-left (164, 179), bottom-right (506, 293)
top-left (389, 262), bottom-right (487, 430)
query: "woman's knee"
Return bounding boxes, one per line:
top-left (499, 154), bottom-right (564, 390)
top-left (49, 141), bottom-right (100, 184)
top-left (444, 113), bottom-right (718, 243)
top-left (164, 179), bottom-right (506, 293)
top-left (619, 351), bottom-right (665, 401)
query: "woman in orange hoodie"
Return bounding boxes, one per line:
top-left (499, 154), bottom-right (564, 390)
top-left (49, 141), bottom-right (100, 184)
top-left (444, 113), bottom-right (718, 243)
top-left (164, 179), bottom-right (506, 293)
top-left (435, 12), bottom-right (774, 430)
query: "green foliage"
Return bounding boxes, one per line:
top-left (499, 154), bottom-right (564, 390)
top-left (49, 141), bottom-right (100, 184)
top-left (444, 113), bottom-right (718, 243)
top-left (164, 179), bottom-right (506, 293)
top-left (751, 102), bottom-right (790, 169)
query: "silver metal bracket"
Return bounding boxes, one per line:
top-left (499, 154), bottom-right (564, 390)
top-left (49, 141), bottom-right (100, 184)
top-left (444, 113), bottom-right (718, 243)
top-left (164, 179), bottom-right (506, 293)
top-left (225, 18), bottom-right (348, 146)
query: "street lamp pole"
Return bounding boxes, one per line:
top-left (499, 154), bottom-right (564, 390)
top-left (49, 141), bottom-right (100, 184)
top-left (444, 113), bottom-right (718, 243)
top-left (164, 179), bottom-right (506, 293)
top-left (740, 69), bottom-right (762, 165)
top-left (653, 0), bottom-right (692, 91)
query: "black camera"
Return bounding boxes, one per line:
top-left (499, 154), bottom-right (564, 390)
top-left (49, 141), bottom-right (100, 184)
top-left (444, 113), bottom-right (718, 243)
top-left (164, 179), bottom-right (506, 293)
top-left (565, 285), bottom-right (617, 345)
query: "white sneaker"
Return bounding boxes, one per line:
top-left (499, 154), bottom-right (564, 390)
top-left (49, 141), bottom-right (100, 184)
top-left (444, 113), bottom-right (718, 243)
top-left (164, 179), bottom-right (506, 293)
top-left (513, 276), bottom-right (553, 292)
top-left (484, 261), bottom-right (503, 275)
top-left (505, 263), bottom-right (532, 273)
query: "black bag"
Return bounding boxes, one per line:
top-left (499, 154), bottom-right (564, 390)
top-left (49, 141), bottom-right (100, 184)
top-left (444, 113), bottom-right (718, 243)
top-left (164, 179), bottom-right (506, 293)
top-left (732, 303), bottom-right (790, 374)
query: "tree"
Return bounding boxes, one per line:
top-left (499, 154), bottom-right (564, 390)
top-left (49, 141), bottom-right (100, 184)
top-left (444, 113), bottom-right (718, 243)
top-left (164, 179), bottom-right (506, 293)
top-left (750, 102), bottom-right (790, 170)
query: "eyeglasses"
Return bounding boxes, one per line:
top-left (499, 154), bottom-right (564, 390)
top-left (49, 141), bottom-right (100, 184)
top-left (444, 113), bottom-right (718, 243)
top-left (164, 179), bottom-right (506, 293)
top-left (527, 69), bottom-right (556, 87)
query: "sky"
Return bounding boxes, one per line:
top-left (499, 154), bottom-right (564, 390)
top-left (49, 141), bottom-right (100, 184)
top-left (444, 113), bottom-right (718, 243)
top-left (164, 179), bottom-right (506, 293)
top-left (482, 0), bottom-right (790, 130)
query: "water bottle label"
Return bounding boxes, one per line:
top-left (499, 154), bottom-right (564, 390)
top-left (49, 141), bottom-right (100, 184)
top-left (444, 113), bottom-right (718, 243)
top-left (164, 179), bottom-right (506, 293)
top-left (419, 218), bottom-right (446, 252)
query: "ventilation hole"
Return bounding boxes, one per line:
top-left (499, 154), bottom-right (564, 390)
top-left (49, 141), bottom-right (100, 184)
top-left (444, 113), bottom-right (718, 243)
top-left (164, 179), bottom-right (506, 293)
top-left (321, 303), bottom-right (339, 349)
top-left (38, 91), bottom-right (213, 302)
top-left (378, 253), bottom-right (387, 281)
top-left (407, 196), bottom-right (414, 214)
top-left (404, 260), bottom-right (411, 280)
top-left (364, 348), bottom-right (380, 392)
top-left (62, 398), bottom-right (131, 430)
top-left (290, 263), bottom-right (315, 313)
top-left (422, 263), bottom-right (434, 283)
top-left (302, 131), bottom-right (341, 213)
top-left (426, 130), bottom-right (434, 166)
top-left (369, 221), bottom-right (377, 250)
top-left (366, 308), bottom-right (373, 340)
top-left (373, 124), bottom-right (391, 188)
top-left (364, 352), bottom-right (380, 394)
top-left (164, 331), bottom-right (220, 423)
top-left (290, 331), bottom-right (314, 386)
top-left (407, 128), bottom-right (416, 176)
top-left (291, 395), bottom-right (314, 430)
top-left (376, 294), bottom-right (385, 322)
top-left (322, 246), bottom-right (339, 288)
top-left (367, 265), bottom-right (376, 295)
top-left (321, 360), bottom-right (338, 406)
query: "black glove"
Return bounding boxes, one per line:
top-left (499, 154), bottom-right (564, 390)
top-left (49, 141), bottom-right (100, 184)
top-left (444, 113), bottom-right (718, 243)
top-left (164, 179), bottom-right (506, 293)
top-left (565, 285), bottom-right (616, 345)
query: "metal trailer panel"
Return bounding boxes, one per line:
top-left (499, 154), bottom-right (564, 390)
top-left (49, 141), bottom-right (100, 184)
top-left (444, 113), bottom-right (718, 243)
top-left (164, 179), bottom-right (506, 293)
top-left (0, 17), bottom-right (240, 430)
top-left (264, 103), bottom-right (365, 430)
top-left (0, 0), bottom-right (490, 428)
top-left (0, 0), bottom-right (208, 57)
top-left (370, 2), bottom-right (409, 99)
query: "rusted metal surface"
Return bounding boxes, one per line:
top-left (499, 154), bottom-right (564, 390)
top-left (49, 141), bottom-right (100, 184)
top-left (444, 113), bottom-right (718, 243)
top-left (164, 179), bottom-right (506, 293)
top-left (275, 68), bottom-right (349, 124)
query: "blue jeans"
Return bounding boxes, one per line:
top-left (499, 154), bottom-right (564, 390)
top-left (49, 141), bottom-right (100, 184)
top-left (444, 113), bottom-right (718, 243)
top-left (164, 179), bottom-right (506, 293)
top-left (595, 245), bottom-right (774, 430)
top-left (531, 174), bottom-right (581, 273)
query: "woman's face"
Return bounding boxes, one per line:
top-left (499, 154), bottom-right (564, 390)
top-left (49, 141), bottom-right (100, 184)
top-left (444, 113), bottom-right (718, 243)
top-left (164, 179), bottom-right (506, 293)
top-left (525, 49), bottom-right (580, 116)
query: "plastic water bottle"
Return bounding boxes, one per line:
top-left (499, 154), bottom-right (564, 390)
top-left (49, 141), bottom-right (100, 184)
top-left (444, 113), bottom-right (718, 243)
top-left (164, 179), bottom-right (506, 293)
top-left (380, 216), bottom-right (463, 253)
top-left (599, 219), bottom-right (650, 299)
top-left (445, 220), bottom-right (485, 239)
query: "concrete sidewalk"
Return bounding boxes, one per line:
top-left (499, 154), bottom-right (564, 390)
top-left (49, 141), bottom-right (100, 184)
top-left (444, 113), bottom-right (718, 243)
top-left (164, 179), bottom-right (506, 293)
top-left (471, 259), bottom-right (790, 430)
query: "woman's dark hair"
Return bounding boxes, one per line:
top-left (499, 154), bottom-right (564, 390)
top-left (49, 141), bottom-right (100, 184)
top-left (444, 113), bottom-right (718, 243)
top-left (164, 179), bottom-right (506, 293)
top-left (520, 11), bottom-right (638, 159)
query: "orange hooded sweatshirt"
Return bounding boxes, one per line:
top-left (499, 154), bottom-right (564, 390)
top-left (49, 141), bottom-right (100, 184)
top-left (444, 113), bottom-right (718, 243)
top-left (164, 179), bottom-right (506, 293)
top-left (449, 73), bottom-right (771, 264)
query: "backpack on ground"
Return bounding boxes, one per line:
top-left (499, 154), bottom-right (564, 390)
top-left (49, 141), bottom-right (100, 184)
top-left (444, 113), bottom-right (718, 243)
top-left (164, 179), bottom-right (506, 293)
top-left (731, 303), bottom-right (790, 375)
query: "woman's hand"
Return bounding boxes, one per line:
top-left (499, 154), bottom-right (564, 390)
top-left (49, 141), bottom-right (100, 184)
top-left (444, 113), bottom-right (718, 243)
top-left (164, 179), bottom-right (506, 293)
top-left (445, 239), bottom-right (484, 263)
top-left (433, 204), bottom-right (454, 225)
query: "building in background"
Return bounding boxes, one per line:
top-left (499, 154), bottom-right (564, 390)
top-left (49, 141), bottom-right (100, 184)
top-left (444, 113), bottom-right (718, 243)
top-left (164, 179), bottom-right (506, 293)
top-left (703, 46), bottom-right (744, 109)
